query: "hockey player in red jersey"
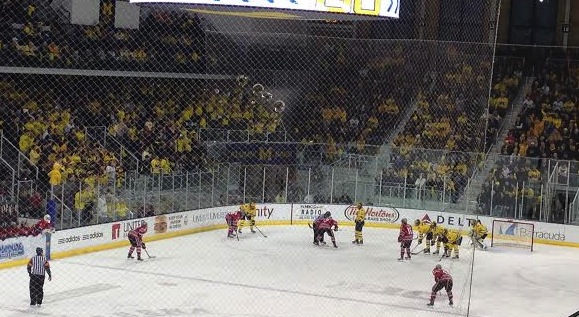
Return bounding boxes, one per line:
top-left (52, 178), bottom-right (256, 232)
top-left (311, 213), bottom-right (327, 244)
top-left (31, 215), bottom-right (54, 236)
top-left (428, 264), bottom-right (453, 306)
top-left (398, 218), bottom-right (414, 260)
top-left (127, 222), bottom-right (148, 261)
top-left (225, 210), bottom-right (244, 239)
top-left (314, 211), bottom-right (338, 248)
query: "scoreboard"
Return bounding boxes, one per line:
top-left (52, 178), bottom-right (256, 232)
top-left (130, 0), bottom-right (401, 18)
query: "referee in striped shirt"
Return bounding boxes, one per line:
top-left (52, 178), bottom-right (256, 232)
top-left (27, 247), bottom-right (52, 306)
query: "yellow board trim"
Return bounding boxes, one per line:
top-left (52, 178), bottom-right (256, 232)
top-left (1, 220), bottom-right (578, 270)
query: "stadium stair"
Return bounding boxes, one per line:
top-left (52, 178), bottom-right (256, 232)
top-left (460, 77), bottom-right (535, 213)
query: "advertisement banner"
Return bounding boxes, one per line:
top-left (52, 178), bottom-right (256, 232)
top-left (130, 0), bottom-right (401, 18)
top-left (51, 223), bottom-right (112, 253)
top-left (294, 204), bottom-right (327, 221)
top-left (0, 235), bottom-right (45, 263)
top-left (110, 219), bottom-right (149, 241)
top-left (344, 205), bottom-right (400, 223)
top-left (225, 143), bottom-right (297, 165)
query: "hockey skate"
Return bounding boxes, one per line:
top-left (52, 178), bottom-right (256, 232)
top-left (227, 233), bottom-right (236, 239)
top-left (449, 300), bottom-right (453, 306)
top-left (424, 249), bottom-right (430, 254)
top-left (313, 241), bottom-right (319, 246)
top-left (137, 256), bottom-right (143, 261)
top-left (405, 255), bottom-right (411, 260)
top-left (127, 254), bottom-right (134, 259)
top-left (250, 228), bottom-right (256, 233)
top-left (452, 254), bottom-right (459, 259)
top-left (332, 241), bottom-right (338, 248)
top-left (427, 301), bottom-right (434, 307)
top-left (432, 250), bottom-right (440, 255)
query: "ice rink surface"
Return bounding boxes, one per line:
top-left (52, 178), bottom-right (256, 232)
top-left (0, 226), bottom-right (578, 317)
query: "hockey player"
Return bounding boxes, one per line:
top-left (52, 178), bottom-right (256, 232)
top-left (430, 222), bottom-right (446, 255)
top-left (428, 264), bottom-right (453, 306)
top-left (470, 220), bottom-right (488, 249)
top-left (311, 212), bottom-right (327, 245)
top-left (398, 218), bottom-right (414, 260)
top-left (225, 209), bottom-right (244, 239)
top-left (315, 211), bottom-right (338, 248)
top-left (30, 215), bottom-right (54, 236)
top-left (352, 202), bottom-right (366, 245)
top-left (127, 222), bottom-right (148, 261)
top-left (239, 202), bottom-right (257, 234)
top-left (442, 228), bottom-right (462, 259)
top-left (414, 219), bottom-right (433, 254)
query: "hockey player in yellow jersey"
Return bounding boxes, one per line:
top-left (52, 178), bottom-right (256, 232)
top-left (469, 220), bottom-right (488, 249)
top-left (430, 222), bottom-right (446, 255)
top-left (442, 228), bottom-right (462, 259)
top-left (239, 202), bottom-right (257, 234)
top-left (352, 202), bottom-right (366, 245)
top-left (413, 219), bottom-right (433, 254)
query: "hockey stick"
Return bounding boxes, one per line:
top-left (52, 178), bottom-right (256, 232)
top-left (308, 222), bottom-right (313, 229)
top-left (410, 242), bottom-right (422, 253)
top-left (144, 249), bottom-right (156, 259)
top-left (253, 225), bottom-right (268, 238)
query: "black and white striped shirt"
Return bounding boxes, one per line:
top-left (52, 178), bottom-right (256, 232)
top-left (28, 255), bottom-right (49, 276)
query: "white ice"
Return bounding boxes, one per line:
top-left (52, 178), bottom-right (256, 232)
top-left (0, 226), bottom-right (578, 317)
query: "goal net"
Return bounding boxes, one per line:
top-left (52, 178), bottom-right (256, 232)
top-left (491, 219), bottom-right (534, 251)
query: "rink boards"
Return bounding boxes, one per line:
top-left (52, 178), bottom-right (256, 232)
top-left (0, 204), bottom-right (575, 268)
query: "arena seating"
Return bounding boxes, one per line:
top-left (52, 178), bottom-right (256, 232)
top-left (477, 56), bottom-right (579, 222)
top-left (0, 1), bottom-right (205, 73)
top-left (383, 48), bottom-right (524, 202)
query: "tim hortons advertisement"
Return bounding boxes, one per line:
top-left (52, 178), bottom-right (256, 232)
top-left (295, 205), bottom-right (326, 221)
top-left (344, 205), bottom-right (400, 223)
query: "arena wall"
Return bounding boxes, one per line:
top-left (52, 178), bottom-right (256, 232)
top-left (0, 204), bottom-right (575, 269)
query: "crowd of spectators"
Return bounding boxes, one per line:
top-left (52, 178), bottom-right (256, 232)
top-left (0, 0), bottom-right (207, 72)
top-left (478, 56), bottom-right (579, 222)
top-left (290, 42), bottom-right (429, 163)
top-left (383, 46), bottom-right (524, 203)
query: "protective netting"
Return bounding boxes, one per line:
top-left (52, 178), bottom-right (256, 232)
top-left (7, 2), bottom-right (577, 317)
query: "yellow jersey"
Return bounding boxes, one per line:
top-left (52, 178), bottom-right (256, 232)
top-left (241, 204), bottom-right (257, 217)
top-left (445, 229), bottom-right (462, 245)
top-left (473, 223), bottom-right (488, 237)
top-left (354, 207), bottom-right (366, 222)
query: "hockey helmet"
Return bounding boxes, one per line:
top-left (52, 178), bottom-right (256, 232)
top-left (414, 219), bottom-right (421, 226)
top-left (430, 222), bottom-right (437, 228)
top-left (324, 211), bottom-right (331, 218)
top-left (43, 214), bottom-right (51, 222)
top-left (356, 202), bottom-right (363, 208)
top-left (401, 218), bottom-right (407, 224)
top-left (435, 264), bottom-right (442, 270)
top-left (36, 247), bottom-right (43, 255)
